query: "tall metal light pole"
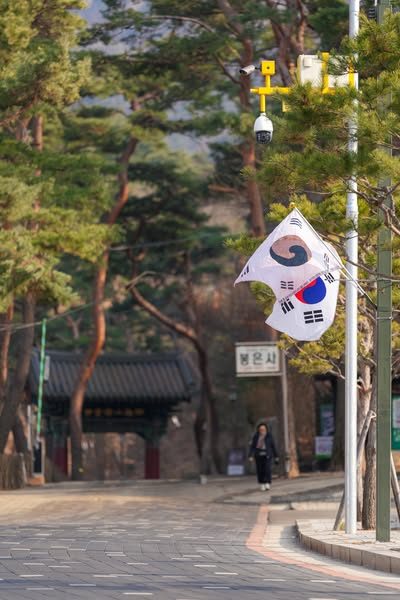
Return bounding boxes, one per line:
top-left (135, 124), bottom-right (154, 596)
top-left (245, 5), bottom-right (361, 533)
top-left (376, 0), bottom-right (392, 543)
top-left (345, 0), bottom-right (359, 535)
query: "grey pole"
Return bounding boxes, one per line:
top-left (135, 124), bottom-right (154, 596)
top-left (375, 0), bottom-right (393, 544)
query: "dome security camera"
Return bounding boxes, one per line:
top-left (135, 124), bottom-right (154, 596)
top-left (254, 113), bottom-right (273, 144)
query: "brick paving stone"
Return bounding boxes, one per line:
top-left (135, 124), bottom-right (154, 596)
top-left (0, 479), bottom-right (397, 598)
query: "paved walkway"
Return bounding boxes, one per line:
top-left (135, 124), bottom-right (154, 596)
top-left (0, 477), bottom-right (399, 599)
top-left (297, 518), bottom-right (400, 574)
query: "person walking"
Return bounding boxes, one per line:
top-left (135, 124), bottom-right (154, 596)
top-left (249, 422), bottom-right (279, 491)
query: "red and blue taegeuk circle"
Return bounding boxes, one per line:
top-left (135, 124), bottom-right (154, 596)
top-left (295, 277), bottom-right (326, 304)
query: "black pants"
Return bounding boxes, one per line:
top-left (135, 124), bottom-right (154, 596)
top-left (255, 454), bottom-right (272, 484)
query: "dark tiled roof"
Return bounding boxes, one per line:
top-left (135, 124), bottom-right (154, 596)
top-left (29, 349), bottom-right (197, 405)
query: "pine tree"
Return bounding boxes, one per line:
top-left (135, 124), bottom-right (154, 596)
top-left (68, 0), bottom-right (351, 479)
top-left (65, 3), bottom-right (180, 476)
top-left (119, 148), bottom-right (227, 473)
top-left (64, 0), bottom-right (353, 477)
top-left (0, 1), bottom-right (111, 459)
top-left (0, 0), bottom-right (90, 125)
top-left (231, 11), bottom-right (400, 528)
top-left (98, 0), bottom-right (350, 237)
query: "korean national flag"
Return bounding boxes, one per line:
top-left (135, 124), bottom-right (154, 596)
top-left (235, 208), bottom-right (343, 300)
top-left (266, 269), bottom-right (340, 341)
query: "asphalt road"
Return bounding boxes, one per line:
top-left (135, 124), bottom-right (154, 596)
top-left (0, 482), bottom-right (399, 599)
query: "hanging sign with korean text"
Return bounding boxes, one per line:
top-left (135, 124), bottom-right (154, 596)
top-left (235, 342), bottom-right (280, 377)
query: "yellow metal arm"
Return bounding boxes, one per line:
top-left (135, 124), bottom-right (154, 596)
top-left (250, 55), bottom-right (354, 113)
top-left (250, 60), bottom-right (290, 113)
top-left (250, 87), bottom-right (290, 95)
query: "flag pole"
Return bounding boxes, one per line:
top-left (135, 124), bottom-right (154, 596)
top-left (345, 0), bottom-right (359, 535)
top-left (281, 350), bottom-right (290, 476)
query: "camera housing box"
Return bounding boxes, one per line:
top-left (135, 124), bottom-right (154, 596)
top-left (297, 54), bottom-right (349, 88)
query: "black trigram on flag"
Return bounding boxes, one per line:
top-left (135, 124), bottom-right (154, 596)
top-left (241, 264), bottom-right (250, 277)
top-left (324, 253), bottom-right (330, 268)
top-left (280, 280), bottom-right (294, 290)
top-left (289, 217), bottom-right (302, 228)
top-left (304, 309), bottom-right (324, 324)
top-left (280, 299), bottom-right (294, 314)
top-left (324, 272), bottom-right (335, 284)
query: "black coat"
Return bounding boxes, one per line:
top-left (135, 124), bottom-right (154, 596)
top-left (249, 431), bottom-right (278, 460)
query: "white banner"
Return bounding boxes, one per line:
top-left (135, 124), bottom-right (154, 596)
top-left (235, 208), bottom-right (342, 301)
top-left (235, 208), bottom-right (343, 341)
top-left (266, 269), bottom-right (340, 341)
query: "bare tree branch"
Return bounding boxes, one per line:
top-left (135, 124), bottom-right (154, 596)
top-left (143, 14), bottom-right (215, 34)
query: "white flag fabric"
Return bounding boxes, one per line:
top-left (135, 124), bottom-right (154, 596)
top-left (266, 269), bottom-right (340, 341)
top-left (235, 208), bottom-right (343, 300)
top-left (234, 207), bottom-right (343, 341)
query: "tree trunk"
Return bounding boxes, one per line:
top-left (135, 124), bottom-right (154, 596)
top-left (0, 293), bottom-right (36, 453)
top-left (13, 411), bottom-right (28, 454)
top-left (241, 140), bottom-right (266, 237)
top-left (31, 115), bottom-right (43, 151)
top-left (357, 358), bottom-right (373, 524)
top-left (66, 315), bottom-right (82, 341)
top-left (197, 344), bottom-right (222, 474)
top-left (287, 383), bottom-right (300, 478)
top-left (266, 0), bottom-right (307, 85)
top-left (0, 303), bottom-right (14, 410)
top-left (357, 456), bottom-right (364, 521)
top-left (12, 409), bottom-right (31, 478)
top-left (194, 404), bottom-right (206, 462)
top-left (362, 376), bottom-right (376, 530)
top-left (357, 383), bottom-right (369, 521)
top-left (217, 0), bottom-right (266, 237)
top-left (70, 265), bottom-right (107, 480)
top-left (238, 45), bottom-right (266, 238)
top-left (362, 417), bottom-right (376, 529)
top-left (129, 284), bottom-right (222, 473)
top-left (69, 136), bottom-right (137, 480)
top-left (331, 376), bottom-right (345, 470)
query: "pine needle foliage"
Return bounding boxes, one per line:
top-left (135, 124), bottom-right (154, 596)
top-left (230, 12), bottom-right (400, 380)
top-left (0, 0), bottom-right (90, 125)
top-left (0, 1), bottom-right (113, 312)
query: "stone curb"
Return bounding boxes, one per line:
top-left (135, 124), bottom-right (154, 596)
top-left (290, 501), bottom-right (339, 511)
top-left (296, 520), bottom-right (400, 575)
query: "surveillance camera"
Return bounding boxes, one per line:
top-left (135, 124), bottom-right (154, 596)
top-left (254, 113), bottom-right (273, 144)
top-left (239, 64), bottom-right (256, 76)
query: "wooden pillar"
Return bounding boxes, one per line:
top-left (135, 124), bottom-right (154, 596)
top-left (54, 439), bottom-right (68, 475)
top-left (143, 417), bottom-right (165, 480)
top-left (49, 420), bottom-right (68, 478)
top-left (145, 441), bottom-right (160, 479)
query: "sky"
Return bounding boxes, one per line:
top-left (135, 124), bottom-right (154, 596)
top-left (80, 0), bottom-right (104, 23)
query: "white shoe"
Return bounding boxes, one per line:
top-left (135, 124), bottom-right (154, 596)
top-left (260, 484), bottom-right (266, 491)
top-left (265, 483), bottom-right (270, 490)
